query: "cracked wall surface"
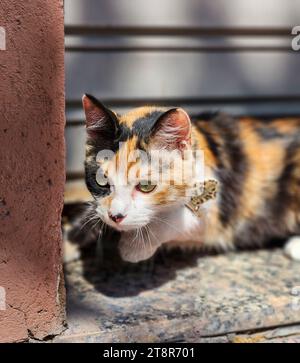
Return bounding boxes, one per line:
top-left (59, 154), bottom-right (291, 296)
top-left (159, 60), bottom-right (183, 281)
top-left (0, 0), bottom-right (66, 342)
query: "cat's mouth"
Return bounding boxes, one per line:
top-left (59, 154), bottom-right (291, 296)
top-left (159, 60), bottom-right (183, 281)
top-left (101, 212), bottom-right (150, 232)
top-left (107, 219), bottom-right (148, 232)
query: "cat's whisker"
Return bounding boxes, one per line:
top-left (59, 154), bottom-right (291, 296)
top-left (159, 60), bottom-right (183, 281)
top-left (147, 225), bottom-right (160, 247)
top-left (146, 225), bottom-right (156, 256)
top-left (91, 217), bottom-right (102, 230)
top-left (130, 229), bottom-right (139, 245)
top-left (132, 228), bottom-right (140, 248)
top-left (144, 225), bottom-right (151, 248)
top-left (79, 215), bottom-right (99, 231)
top-left (140, 227), bottom-right (147, 252)
top-left (152, 216), bottom-right (183, 234)
top-left (98, 221), bottom-right (105, 235)
top-left (138, 228), bottom-right (144, 250)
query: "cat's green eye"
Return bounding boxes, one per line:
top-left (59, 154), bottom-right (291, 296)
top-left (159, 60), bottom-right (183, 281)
top-left (136, 181), bottom-right (156, 193)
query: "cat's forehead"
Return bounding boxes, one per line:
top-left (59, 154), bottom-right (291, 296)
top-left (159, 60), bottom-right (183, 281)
top-left (99, 136), bottom-right (143, 174)
top-left (119, 106), bottom-right (166, 128)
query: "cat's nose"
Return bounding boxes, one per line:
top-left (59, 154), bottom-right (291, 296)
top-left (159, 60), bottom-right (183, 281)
top-left (109, 213), bottom-right (126, 224)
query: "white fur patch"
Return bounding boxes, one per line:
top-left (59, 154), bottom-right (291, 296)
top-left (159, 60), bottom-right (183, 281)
top-left (284, 236), bottom-right (300, 261)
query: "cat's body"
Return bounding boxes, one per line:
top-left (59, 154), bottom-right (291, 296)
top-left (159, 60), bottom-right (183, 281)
top-left (82, 94), bottom-right (300, 262)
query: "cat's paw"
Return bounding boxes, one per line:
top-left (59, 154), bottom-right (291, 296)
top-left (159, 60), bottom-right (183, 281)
top-left (284, 236), bottom-right (300, 261)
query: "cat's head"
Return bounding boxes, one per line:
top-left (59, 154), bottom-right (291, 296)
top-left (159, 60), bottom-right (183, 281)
top-left (82, 94), bottom-right (200, 232)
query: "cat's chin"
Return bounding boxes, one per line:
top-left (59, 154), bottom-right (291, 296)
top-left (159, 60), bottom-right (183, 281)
top-left (103, 219), bottom-right (145, 232)
top-left (113, 223), bottom-right (147, 232)
top-left (118, 238), bottom-right (159, 263)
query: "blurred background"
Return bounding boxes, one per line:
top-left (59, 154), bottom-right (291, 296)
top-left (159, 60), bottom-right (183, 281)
top-left (64, 0), bottom-right (300, 200)
top-left (61, 1), bottom-right (300, 342)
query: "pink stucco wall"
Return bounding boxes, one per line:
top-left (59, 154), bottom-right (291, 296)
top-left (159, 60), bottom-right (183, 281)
top-left (0, 0), bottom-right (66, 342)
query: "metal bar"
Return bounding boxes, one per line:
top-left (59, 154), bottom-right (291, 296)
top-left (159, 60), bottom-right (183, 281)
top-left (65, 26), bottom-right (292, 37)
top-left (66, 96), bottom-right (300, 109)
top-left (65, 45), bottom-right (293, 53)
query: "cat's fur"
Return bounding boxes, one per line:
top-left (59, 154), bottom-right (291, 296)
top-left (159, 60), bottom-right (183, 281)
top-left (82, 94), bottom-right (300, 263)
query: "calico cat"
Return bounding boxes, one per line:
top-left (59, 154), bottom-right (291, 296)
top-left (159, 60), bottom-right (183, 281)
top-left (82, 94), bottom-right (300, 263)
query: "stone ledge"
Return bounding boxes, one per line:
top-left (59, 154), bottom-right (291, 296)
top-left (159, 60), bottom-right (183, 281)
top-left (54, 245), bottom-right (300, 343)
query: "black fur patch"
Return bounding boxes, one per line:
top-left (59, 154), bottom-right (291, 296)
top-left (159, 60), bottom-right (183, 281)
top-left (271, 139), bottom-right (300, 221)
top-left (212, 114), bottom-right (248, 227)
top-left (115, 123), bottom-right (132, 144)
top-left (85, 160), bottom-right (111, 199)
top-left (255, 125), bottom-right (287, 140)
top-left (132, 110), bottom-right (165, 140)
top-left (195, 123), bottom-right (222, 167)
top-left (234, 215), bottom-right (288, 248)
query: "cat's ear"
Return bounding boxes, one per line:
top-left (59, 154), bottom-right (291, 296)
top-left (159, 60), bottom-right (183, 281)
top-left (150, 108), bottom-right (191, 150)
top-left (82, 94), bottom-right (117, 144)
